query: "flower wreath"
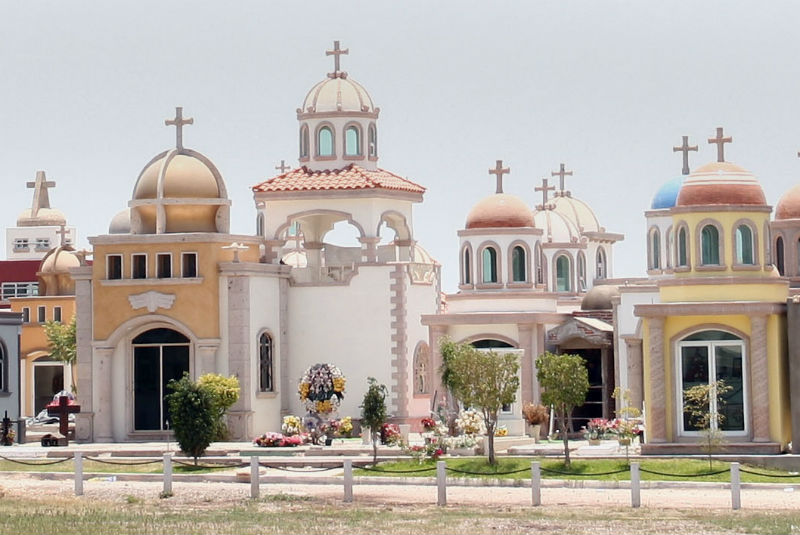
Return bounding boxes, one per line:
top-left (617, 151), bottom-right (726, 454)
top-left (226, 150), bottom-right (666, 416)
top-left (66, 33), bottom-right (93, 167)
top-left (297, 363), bottom-right (346, 415)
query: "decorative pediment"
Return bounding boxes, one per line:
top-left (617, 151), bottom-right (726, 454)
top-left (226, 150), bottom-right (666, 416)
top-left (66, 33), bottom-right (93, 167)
top-left (128, 291), bottom-right (176, 313)
top-left (547, 317), bottom-right (613, 347)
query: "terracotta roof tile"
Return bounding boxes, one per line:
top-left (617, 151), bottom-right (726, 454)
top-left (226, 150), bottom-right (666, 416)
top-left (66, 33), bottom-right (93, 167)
top-left (252, 164), bottom-right (425, 194)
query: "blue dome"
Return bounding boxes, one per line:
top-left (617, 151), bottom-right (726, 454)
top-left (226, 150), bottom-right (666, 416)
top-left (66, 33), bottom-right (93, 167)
top-left (651, 175), bottom-right (685, 210)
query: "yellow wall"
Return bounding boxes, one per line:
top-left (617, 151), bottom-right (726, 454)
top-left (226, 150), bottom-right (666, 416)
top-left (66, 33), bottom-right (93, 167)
top-left (661, 281), bottom-right (788, 303)
top-left (768, 314), bottom-right (791, 445)
top-left (91, 240), bottom-right (258, 341)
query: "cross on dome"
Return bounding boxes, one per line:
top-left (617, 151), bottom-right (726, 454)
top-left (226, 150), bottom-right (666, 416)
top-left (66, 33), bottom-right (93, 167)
top-left (165, 107), bottom-right (194, 150)
top-left (56, 225), bottom-right (69, 247)
top-left (551, 163), bottom-right (573, 194)
top-left (708, 127), bottom-right (732, 163)
top-left (275, 160), bottom-right (291, 173)
top-left (326, 40), bottom-right (349, 79)
top-left (535, 178), bottom-right (555, 210)
top-left (26, 170), bottom-right (56, 218)
top-left (489, 160), bottom-right (510, 194)
top-left (673, 135), bottom-right (698, 175)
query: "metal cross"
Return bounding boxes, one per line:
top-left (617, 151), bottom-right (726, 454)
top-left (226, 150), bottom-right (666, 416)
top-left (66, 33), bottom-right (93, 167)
top-left (488, 160), bottom-right (510, 194)
top-left (535, 178), bottom-right (555, 209)
top-left (326, 40), bottom-right (349, 77)
top-left (707, 127), bottom-right (732, 163)
top-left (26, 170), bottom-right (56, 218)
top-left (673, 135), bottom-right (698, 175)
top-left (551, 163), bottom-right (573, 193)
top-left (165, 107), bottom-right (194, 150)
top-left (56, 225), bottom-right (70, 247)
top-left (275, 160), bottom-right (291, 173)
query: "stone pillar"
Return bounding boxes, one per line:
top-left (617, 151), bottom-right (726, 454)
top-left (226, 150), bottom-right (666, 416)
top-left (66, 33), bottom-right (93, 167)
top-left (624, 337), bottom-right (644, 411)
top-left (429, 325), bottom-right (448, 406)
top-left (749, 315), bottom-right (770, 442)
top-left (263, 239), bottom-right (286, 264)
top-left (395, 239), bottom-right (415, 262)
top-left (226, 275), bottom-right (253, 440)
top-left (93, 347), bottom-right (115, 442)
top-left (359, 237), bottom-right (381, 263)
top-left (71, 266), bottom-right (94, 442)
top-left (517, 324), bottom-right (535, 405)
top-left (279, 277), bottom-right (291, 416)
top-left (787, 300), bottom-right (800, 454)
top-left (389, 265), bottom-right (409, 417)
top-left (647, 317), bottom-right (667, 443)
top-left (195, 343), bottom-right (219, 378)
top-left (303, 241), bottom-right (323, 269)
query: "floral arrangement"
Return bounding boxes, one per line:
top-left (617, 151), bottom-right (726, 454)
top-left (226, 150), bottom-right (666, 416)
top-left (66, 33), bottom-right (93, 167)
top-left (494, 426), bottom-right (508, 437)
top-left (405, 443), bottom-right (445, 463)
top-left (281, 415), bottom-right (303, 436)
top-left (298, 363), bottom-right (346, 416)
top-left (446, 435), bottom-right (477, 449)
top-left (380, 423), bottom-right (402, 446)
top-left (609, 418), bottom-right (643, 440)
top-left (329, 416), bottom-right (353, 437)
top-left (455, 409), bottom-right (485, 436)
top-left (583, 418), bottom-right (611, 440)
top-left (253, 432), bottom-right (305, 447)
top-left (522, 403), bottom-right (549, 426)
top-left (420, 417), bottom-right (437, 431)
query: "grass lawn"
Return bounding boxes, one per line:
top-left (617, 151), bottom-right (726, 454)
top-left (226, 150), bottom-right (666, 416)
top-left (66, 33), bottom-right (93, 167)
top-left (0, 494), bottom-right (799, 534)
top-left (356, 457), bottom-right (800, 484)
top-left (0, 458), bottom-right (236, 474)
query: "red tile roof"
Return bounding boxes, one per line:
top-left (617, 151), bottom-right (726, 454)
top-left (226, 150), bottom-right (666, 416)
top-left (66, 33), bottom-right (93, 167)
top-left (252, 164), bottom-right (425, 194)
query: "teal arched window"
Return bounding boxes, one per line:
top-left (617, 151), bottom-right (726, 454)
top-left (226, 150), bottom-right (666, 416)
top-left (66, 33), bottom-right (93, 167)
top-left (482, 247), bottom-right (498, 283)
top-left (651, 228), bottom-right (661, 269)
top-left (701, 225), bottom-right (720, 265)
top-left (511, 246), bottom-right (526, 282)
top-left (735, 225), bottom-right (754, 265)
top-left (463, 247), bottom-right (471, 285)
top-left (345, 125), bottom-right (361, 156)
top-left (317, 126), bottom-right (334, 156)
top-left (678, 227), bottom-right (688, 267)
top-left (556, 255), bottom-right (571, 292)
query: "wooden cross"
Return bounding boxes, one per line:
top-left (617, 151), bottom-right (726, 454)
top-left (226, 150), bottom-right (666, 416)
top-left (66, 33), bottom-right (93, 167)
top-left (488, 160), bottom-right (510, 194)
top-left (326, 40), bottom-right (349, 77)
top-left (275, 160), bottom-right (291, 173)
top-left (165, 106), bottom-right (194, 150)
top-left (673, 135), bottom-right (698, 175)
top-left (26, 170), bottom-right (55, 218)
top-left (708, 127), bottom-right (732, 163)
top-left (551, 163), bottom-right (573, 193)
top-left (46, 395), bottom-right (80, 439)
top-left (535, 178), bottom-right (555, 209)
top-left (56, 225), bottom-right (69, 246)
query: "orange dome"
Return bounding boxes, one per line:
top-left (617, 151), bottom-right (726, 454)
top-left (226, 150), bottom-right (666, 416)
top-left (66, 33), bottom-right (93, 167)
top-left (465, 194), bottom-right (534, 229)
top-left (676, 162), bottom-right (766, 207)
top-left (776, 184), bottom-right (800, 220)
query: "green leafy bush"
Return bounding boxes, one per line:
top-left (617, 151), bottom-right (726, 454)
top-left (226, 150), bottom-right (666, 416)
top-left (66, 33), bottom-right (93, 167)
top-left (197, 373), bottom-right (240, 440)
top-left (166, 374), bottom-right (216, 464)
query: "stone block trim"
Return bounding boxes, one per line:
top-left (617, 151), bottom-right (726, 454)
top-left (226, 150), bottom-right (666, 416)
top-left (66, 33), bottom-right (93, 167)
top-left (389, 265), bottom-right (408, 417)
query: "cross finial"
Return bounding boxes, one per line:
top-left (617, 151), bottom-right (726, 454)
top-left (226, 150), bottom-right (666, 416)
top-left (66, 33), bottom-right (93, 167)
top-left (535, 178), bottom-right (556, 210)
top-left (673, 135), bottom-right (698, 175)
top-left (26, 170), bottom-right (56, 218)
top-left (56, 225), bottom-right (69, 247)
top-left (708, 127), bottom-right (732, 163)
top-left (165, 107), bottom-right (194, 150)
top-left (488, 160), bottom-right (510, 194)
top-left (326, 40), bottom-right (349, 78)
top-left (551, 163), bottom-right (573, 194)
top-left (275, 160), bottom-right (291, 174)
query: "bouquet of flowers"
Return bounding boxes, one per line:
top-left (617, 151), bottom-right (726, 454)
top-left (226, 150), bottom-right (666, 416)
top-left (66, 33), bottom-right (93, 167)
top-left (298, 363), bottom-right (346, 416)
top-left (420, 417), bottom-right (437, 431)
top-left (609, 418), bottom-right (643, 440)
top-left (494, 426), bottom-right (508, 437)
top-left (380, 423), bottom-right (402, 446)
top-left (253, 432), bottom-right (306, 447)
top-left (455, 409), bottom-right (485, 436)
top-left (405, 443), bottom-right (445, 463)
top-left (281, 415), bottom-right (303, 436)
top-left (583, 418), bottom-right (611, 440)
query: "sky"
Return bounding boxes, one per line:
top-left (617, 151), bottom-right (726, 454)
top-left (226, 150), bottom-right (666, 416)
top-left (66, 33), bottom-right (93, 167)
top-left (2, 1), bottom-right (800, 292)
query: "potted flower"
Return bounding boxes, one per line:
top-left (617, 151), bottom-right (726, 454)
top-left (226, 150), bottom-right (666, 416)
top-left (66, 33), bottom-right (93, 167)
top-left (610, 418), bottom-right (642, 446)
top-left (447, 435), bottom-right (477, 456)
top-left (583, 418), bottom-right (610, 445)
top-left (522, 403), bottom-right (549, 443)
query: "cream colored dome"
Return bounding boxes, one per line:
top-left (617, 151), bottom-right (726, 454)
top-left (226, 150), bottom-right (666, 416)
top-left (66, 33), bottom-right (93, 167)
top-left (533, 209), bottom-right (581, 243)
top-left (301, 76), bottom-right (376, 114)
top-left (465, 194), bottom-right (534, 229)
top-left (108, 208), bottom-right (131, 234)
top-left (16, 207), bottom-right (66, 227)
top-left (581, 284), bottom-right (620, 310)
top-left (134, 153), bottom-right (220, 200)
top-left (552, 194), bottom-right (601, 233)
top-left (38, 245), bottom-right (81, 296)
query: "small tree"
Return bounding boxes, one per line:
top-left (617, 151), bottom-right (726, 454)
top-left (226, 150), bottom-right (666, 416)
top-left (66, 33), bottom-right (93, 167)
top-left (683, 380), bottom-right (732, 470)
top-left (44, 316), bottom-right (77, 393)
top-left (166, 374), bottom-right (216, 464)
top-left (440, 339), bottom-right (519, 465)
top-left (536, 351), bottom-right (589, 468)
top-left (197, 373), bottom-right (240, 441)
top-left (360, 377), bottom-right (388, 464)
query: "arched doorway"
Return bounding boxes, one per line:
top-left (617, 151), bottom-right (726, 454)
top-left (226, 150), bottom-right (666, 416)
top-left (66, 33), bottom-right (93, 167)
top-left (132, 328), bottom-right (190, 431)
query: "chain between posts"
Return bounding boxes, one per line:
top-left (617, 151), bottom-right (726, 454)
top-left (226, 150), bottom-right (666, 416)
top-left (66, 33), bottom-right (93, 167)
top-left (0, 454), bottom-right (73, 466)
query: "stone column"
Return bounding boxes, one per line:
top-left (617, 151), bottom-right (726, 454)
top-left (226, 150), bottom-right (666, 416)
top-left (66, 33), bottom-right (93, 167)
top-left (93, 347), bottom-right (115, 442)
top-left (71, 266), bottom-right (94, 442)
top-left (395, 239), bottom-right (415, 262)
top-left (279, 276), bottom-right (291, 416)
top-left (749, 315), bottom-right (770, 442)
top-left (303, 241), bottom-right (323, 269)
top-left (647, 317), bottom-right (667, 443)
top-left (429, 325), bottom-right (448, 405)
top-left (624, 337), bottom-right (644, 411)
top-left (226, 275), bottom-right (253, 440)
top-left (359, 237), bottom-right (381, 263)
top-left (517, 324), bottom-right (535, 404)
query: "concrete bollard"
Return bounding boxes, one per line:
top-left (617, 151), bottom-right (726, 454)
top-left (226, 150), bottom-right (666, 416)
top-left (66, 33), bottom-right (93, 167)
top-left (436, 461), bottom-right (447, 506)
top-left (163, 453), bottom-right (172, 495)
top-left (731, 462), bottom-right (741, 510)
top-left (531, 461), bottom-right (541, 506)
top-left (630, 462), bottom-right (640, 508)
top-left (74, 452), bottom-right (83, 496)
top-left (343, 459), bottom-right (353, 503)
top-left (250, 456), bottom-right (260, 499)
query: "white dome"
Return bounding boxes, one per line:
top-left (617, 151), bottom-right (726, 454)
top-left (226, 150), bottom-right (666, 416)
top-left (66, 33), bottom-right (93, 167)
top-left (17, 207), bottom-right (67, 227)
top-left (533, 209), bottom-right (581, 244)
top-left (301, 76), bottom-right (376, 114)
top-left (109, 208), bottom-right (131, 234)
top-left (551, 194), bottom-right (601, 233)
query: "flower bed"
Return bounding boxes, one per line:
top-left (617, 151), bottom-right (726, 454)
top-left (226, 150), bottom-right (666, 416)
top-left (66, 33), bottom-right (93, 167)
top-left (253, 432), bottom-right (306, 448)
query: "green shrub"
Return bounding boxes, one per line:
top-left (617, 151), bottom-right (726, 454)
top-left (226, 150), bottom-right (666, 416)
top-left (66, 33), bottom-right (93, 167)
top-left (166, 374), bottom-right (216, 464)
top-left (197, 373), bottom-right (240, 441)
top-left (360, 377), bottom-right (388, 463)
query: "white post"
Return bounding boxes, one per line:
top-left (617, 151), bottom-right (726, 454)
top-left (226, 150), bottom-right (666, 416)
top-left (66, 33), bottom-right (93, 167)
top-left (630, 462), bottom-right (640, 508)
top-left (250, 456), bottom-right (260, 499)
top-left (343, 459), bottom-right (353, 503)
top-left (163, 453), bottom-right (172, 495)
top-left (74, 452), bottom-right (83, 496)
top-left (531, 461), bottom-right (541, 506)
top-left (731, 462), bottom-right (741, 510)
top-left (436, 460), bottom-right (447, 506)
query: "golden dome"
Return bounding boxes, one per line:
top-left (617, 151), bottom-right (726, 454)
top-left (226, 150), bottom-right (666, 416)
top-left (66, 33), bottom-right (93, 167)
top-left (465, 194), bottom-right (534, 229)
top-left (38, 245), bottom-right (81, 296)
top-left (133, 153), bottom-right (220, 200)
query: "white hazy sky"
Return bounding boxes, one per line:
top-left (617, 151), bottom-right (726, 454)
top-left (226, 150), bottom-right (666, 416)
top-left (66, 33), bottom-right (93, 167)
top-left (2, 1), bottom-right (800, 292)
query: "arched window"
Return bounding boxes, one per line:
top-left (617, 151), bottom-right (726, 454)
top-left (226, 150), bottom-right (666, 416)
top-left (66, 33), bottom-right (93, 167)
top-left (678, 226), bottom-right (688, 267)
top-left (577, 251), bottom-right (586, 291)
top-left (259, 332), bottom-right (274, 392)
top-left (511, 246), bottom-right (526, 282)
top-left (650, 228), bottom-right (661, 269)
top-left (678, 330), bottom-right (746, 435)
top-left (556, 255), bottom-right (571, 292)
top-left (666, 226), bottom-right (673, 268)
top-left (299, 125), bottom-right (309, 158)
top-left (368, 124), bottom-right (377, 157)
top-left (482, 247), bottom-right (498, 283)
top-left (776, 236), bottom-right (785, 276)
top-left (535, 243), bottom-right (544, 285)
top-left (596, 247), bottom-right (606, 279)
top-left (735, 225), bottom-right (754, 265)
top-left (462, 247), bottom-right (471, 285)
top-left (256, 213), bottom-right (264, 238)
top-left (413, 342), bottom-right (430, 394)
top-left (317, 126), bottom-right (334, 157)
top-left (701, 224), bottom-right (720, 265)
top-left (345, 125), bottom-right (361, 156)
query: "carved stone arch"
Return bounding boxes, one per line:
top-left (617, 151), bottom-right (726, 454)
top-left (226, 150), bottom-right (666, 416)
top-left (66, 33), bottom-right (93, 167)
top-left (458, 333), bottom-right (519, 348)
top-left (647, 225), bottom-right (661, 270)
top-left (412, 341), bottom-right (431, 395)
top-left (376, 210), bottom-right (411, 241)
top-left (103, 314), bottom-right (198, 349)
top-left (460, 241), bottom-right (474, 287)
top-left (695, 218), bottom-right (725, 267)
top-left (675, 220), bottom-right (692, 268)
top-left (314, 121), bottom-right (336, 158)
top-left (273, 209), bottom-right (367, 242)
top-left (552, 249), bottom-right (574, 292)
top-left (476, 240), bottom-right (502, 285)
top-left (343, 120), bottom-right (364, 157)
top-left (507, 240), bottom-right (531, 284)
top-left (731, 217), bottom-right (760, 267)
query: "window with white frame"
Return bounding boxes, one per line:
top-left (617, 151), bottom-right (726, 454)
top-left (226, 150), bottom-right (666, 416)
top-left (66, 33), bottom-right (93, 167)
top-left (22, 308), bottom-right (30, 323)
top-left (13, 238), bottom-right (29, 251)
top-left (37, 306), bottom-right (46, 323)
top-left (53, 306), bottom-right (62, 323)
top-left (259, 332), bottom-right (274, 392)
top-left (107, 255), bottom-right (123, 280)
top-left (1, 282), bottom-right (38, 300)
top-left (35, 238), bottom-right (50, 251)
top-left (181, 252), bottom-right (198, 278)
top-left (156, 253), bottom-right (172, 279)
top-left (132, 254), bottom-right (147, 279)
